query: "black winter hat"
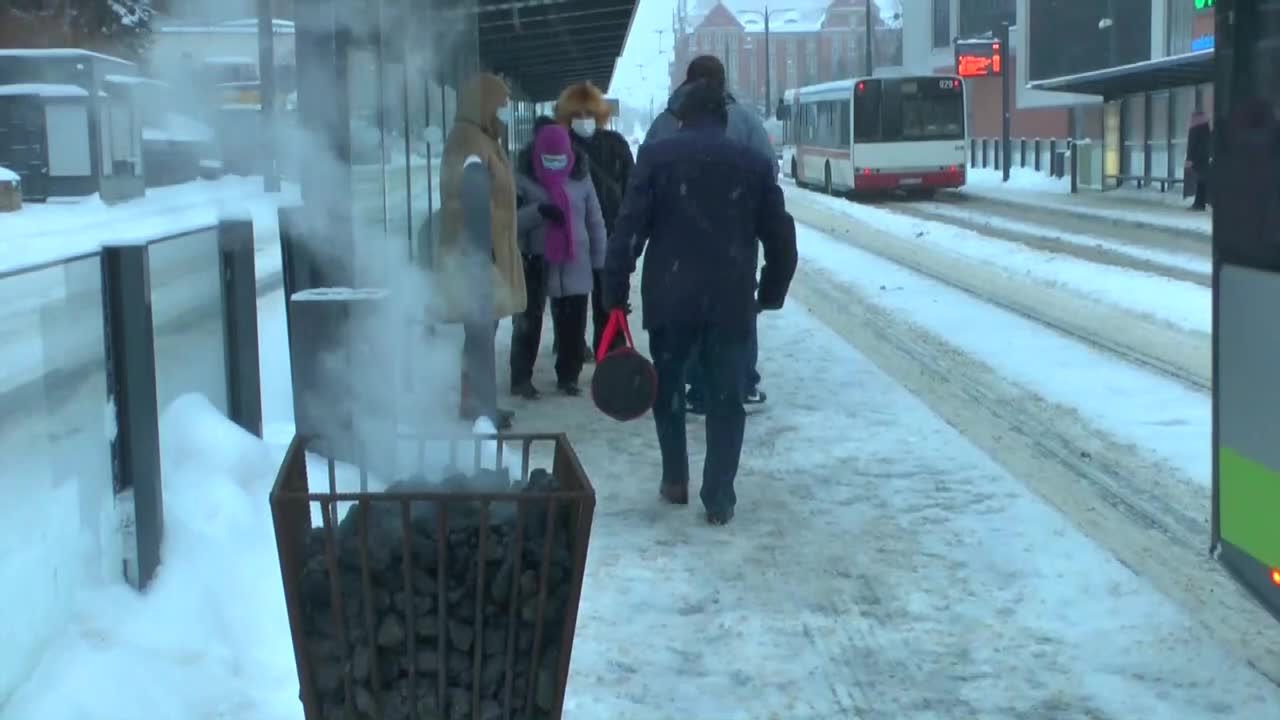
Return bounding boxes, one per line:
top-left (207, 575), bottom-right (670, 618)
top-left (675, 80), bottom-right (728, 127)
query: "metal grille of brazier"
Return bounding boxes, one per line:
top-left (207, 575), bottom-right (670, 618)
top-left (270, 433), bottom-right (596, 720)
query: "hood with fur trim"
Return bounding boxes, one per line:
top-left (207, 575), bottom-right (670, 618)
top-left (555, 81), bottom-right (611, 125)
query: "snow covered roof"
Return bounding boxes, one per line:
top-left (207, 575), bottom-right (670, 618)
top-left (0, 48), bottom-right (134, 65)
top-left (684, 0), bottom-right (902, 34)
top-left (0, 166), bottom-right (18, 184)
top-left (104, 74), bottom-right (164, 87)
top-left (204, 56), bottom-right (256, 65)
top-left (157, 18), bottom-right (295, 34)
top-left (0, 84), bottom-right (89, 98)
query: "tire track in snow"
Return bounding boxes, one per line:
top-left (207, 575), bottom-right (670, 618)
top-left (876, 200), bottom-right (1209, 287)
top-left (786, 193), bottom-right (1210, 391)
top-left (788, 261), bottom-right (1280, 687)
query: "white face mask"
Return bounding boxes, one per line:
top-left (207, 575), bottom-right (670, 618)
top-left (496, 106), bottom-right (512, 124)
top-left (571, 117), bottom-right (597, 138)
top-left (540, 153), bottom-right (569, 171)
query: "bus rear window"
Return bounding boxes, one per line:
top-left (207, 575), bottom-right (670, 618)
top-left (854, 77), bottom-right (964, 143)
top-left (853, 81), bottom-right (881, 142)
top-left (899, 79), bottom-right (965, 140)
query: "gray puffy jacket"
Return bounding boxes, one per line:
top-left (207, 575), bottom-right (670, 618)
top-left (642, 84), bottom-right (778, 178)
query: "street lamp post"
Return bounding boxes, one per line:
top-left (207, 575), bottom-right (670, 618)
top-left (865, 0), bottom-right (873, 77)
top-left (739, 6), bottom-right (794, 114)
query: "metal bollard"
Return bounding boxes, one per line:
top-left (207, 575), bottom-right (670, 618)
top-left (1034, 138), bottom-right (1042, 171)
top-left (1049, 139), bottom-right (1059, 177)
top-left (1020, 138), bottom-right (1027, 167)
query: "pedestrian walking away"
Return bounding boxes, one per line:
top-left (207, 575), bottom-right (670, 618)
top-left (604, 79), bottom-right (797, 526)
top-left (556, 81), bottom-right (636, 361)
top-left (511, 121), bottom-right (607, 398)
top-left (434, 72), bottom-right (526, 431)
top-left (642, 54), bottom-right (778, 412)
top-left (1185, 110), bottom-right (1213, 211)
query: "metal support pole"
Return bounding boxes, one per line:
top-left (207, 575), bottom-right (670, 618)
top-left (1000, 21), bottom-right (1012, 183)
top-left (865, 0), bottom-right (874, 76)
top-left (219, 219), bottom-right (263, 438)
top-left (101, 244), bottom-right (163, 590)
top-left (257, 0), bottom-right (280, 192)
top-left (764, 8), bottom-right (771, 109)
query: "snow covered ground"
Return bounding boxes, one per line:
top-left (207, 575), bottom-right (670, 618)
top-left (793, 223), bottom-right (1209, 485)
top-left (785, 184), bottom-right (1210, 335)
top-left (965, 168), bottom-right (1212, 236)
top-left (4, 262), bottom-right (1277, 717)
top-left (0, 175), bottom-right (298, 274)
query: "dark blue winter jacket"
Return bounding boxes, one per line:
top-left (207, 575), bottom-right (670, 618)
top-left (604, 119), bottom-right (797, 334)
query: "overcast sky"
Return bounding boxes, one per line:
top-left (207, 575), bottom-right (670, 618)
top-left (608, 0), bottom-right (906, 107)
top-left (608, 0), bottom-right (678, 108)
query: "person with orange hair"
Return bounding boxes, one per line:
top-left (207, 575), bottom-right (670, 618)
top-left (555, 81), bottom-right (635, 359)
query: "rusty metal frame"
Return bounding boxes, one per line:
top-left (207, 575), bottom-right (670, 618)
top-left (271, 431), bottom-right (596, 720)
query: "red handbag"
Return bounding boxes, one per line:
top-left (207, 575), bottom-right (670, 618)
top-left (591, 309), bottom-right (657, 421)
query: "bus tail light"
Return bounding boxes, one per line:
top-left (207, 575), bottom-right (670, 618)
top-left (1271, 568), bottom-right (1280, 586)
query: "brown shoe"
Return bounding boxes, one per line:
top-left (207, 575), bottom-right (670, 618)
top-left (659, 483), bottom-right (689, 505)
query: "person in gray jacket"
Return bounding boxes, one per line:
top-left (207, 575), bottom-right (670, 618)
top-left (510, 122), bottom-right (607, 398)
top-left (641, 54), bottom-right (777, 413)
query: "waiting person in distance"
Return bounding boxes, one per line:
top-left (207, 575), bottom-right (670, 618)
top-left (1184, 110), bottom-right (1213, 211)
top-left (604, 80), bottom-right (797, 526)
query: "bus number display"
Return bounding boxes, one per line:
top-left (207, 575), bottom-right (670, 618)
top-left (955, 40), bottom-right (1002, 78)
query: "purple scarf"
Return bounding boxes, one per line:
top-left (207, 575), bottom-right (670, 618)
top-left (533, 125), bottom-right (575, 264)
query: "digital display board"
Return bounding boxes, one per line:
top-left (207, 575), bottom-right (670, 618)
top-left (955, 39), bottom-right (1003, 78)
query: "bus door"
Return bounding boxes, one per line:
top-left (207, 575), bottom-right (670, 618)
top-left (1212, 0), bottom-right (1280, 622)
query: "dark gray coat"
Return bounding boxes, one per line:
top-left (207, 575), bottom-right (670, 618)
top-left (514, 147), bottom-right (607, 298)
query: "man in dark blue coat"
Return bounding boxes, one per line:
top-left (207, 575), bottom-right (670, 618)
top-left (603, 81), bottom-right (798, 525)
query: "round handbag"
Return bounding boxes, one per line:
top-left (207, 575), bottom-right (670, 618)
top-left (591, 309), bottom-right (657, 422)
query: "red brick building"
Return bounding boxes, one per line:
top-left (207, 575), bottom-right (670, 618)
top-left (668, 0), bottom-right (903, 115)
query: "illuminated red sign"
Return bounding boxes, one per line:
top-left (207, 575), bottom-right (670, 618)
top-left (955, 40), bottom-right (1003, 78)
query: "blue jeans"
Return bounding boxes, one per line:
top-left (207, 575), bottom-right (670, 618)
top-left (650, 324), bottom-right (749, 513)
top-left (687, 315), bottom-right (759, 402)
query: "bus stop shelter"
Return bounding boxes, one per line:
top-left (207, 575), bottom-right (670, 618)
top-left (288, 0), bottom-right (639, 288)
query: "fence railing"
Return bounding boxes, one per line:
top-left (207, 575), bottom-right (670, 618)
top-left (0, 219), bottom-right (263, 705)
top-left (969, 136), bottom-right (1187, 193)
top-left (969, 137), bottom-right (1073, 179)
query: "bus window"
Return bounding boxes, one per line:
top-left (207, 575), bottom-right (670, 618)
top-left (900, 79), bottom-right (966, 141)
top-left (854, 80), bottom-right (882, 142)
top-left (839, 102), bottom-right (851, 146)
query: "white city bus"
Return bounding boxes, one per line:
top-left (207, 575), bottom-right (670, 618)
top-left (782, 74), bottom-right (968, 196)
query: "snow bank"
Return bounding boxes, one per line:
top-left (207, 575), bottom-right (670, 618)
top-left (0, 84), bottom-right (89, 98)
top-left (967, 166), bottom-right (1070, 193)
top-left (0, 167), bottom-right (17, 183)
top-left (0, 394), bottom-right (302, 720)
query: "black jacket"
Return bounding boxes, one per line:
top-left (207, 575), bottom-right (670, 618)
top-left (1187, 122), bottom-right (1212, 171)
top-left (604, 119), bottom-right (797, 333)
top-left (572, 129), bottom-right (634, 236)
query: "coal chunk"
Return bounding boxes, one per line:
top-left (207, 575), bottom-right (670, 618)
top-left (294, 468), bottom-right (579, 720)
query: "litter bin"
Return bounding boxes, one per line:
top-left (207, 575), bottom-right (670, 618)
top-left (271, 432), bottom-right (597, 720)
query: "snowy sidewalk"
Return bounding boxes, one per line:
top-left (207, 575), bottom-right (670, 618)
top-left (6, 286), bottom-right (1277, 719)
top-left (965, 168), bottom-right (1211, 237)
top-left (507, 303), bottom-right (1275, 717)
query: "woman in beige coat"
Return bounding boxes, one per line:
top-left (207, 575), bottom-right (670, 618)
top-left (436, 72), bottom-right (526, 429)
